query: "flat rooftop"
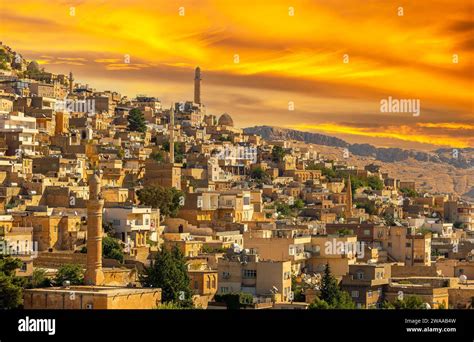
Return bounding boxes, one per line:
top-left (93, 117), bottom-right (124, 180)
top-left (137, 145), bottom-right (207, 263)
top-left (24, 285), bottom-right (160, 296)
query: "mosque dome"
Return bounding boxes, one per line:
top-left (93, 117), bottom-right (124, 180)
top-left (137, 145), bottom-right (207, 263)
top-left (27, 61), bottom-right (40, 72)
top-left (218, 113), bottom-right (234, 127)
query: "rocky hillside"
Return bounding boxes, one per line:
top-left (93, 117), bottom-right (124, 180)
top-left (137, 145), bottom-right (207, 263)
top-left (244, 126), bottom-right (348, 148)
top-left (244, 126), bottom-right (474, 169)
top-left (291, 142), bottom-right (474, 201)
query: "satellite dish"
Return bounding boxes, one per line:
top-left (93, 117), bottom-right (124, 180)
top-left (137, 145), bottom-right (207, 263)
top-left (423, 303), bottom-right (431, 309)
top-left (459, 274), bottom-right (467, 283)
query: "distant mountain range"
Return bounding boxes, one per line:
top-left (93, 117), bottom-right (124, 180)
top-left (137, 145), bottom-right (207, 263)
top-left (244, 126), bottom-right (474, 169)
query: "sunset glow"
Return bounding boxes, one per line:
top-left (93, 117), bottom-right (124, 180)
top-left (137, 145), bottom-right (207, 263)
top-left (1, 0), bottom-right (473, 148)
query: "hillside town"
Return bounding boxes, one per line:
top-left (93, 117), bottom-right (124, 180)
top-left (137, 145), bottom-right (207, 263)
top-left (1, 43), bottom-right (473, 310)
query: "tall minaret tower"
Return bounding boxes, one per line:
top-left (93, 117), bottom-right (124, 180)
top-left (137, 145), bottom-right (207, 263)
top-left (345, 176), bottom-right (353, 219)
top-left (169, 106), bottom-right (175, 164)
top-left (85, 172), bottom-right (105, 286)
top-left (194, 66), bottom-right (201, 105)
top-left (69, 71), bottom-right (74, 95)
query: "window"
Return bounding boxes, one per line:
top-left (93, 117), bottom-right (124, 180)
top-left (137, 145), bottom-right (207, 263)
top-left (314, 245), bottom-right (321, 256)
top-left (194, 280), bottom-right (199, 289)
top-left (351, 291), bottom-right (359, 298)
top-left (20, 262), bottom-right (27, 272)
top-left (367, 291), bottom-right (373, 298)
top-left (356, 271), bottom-right (364, 280)
top-left (220, 287), bottom-right (229, 294)
top-left (222, 271), bottom-right (230, 279)
top-left (243, 269), bottom-right (257, 278)
top-left (364, 230), bottom-right (370, 236)
top-left (406, 242), bottom-right (412, 248)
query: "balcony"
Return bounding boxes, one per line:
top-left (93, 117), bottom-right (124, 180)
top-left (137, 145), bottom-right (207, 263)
top-left (127, 222), bottom-right (150, 231)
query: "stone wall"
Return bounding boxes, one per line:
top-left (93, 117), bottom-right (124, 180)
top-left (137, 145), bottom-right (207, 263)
top-left (391, 265), bottom-right (438, 277)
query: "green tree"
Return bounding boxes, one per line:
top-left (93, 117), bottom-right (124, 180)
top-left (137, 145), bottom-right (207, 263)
top-left (0, 256), bottom-right (24, 309)
top-left (400, 187), bottom-right (418, 198)
top-left (291, 199), bottom-right (305, 210)
top-left (0, 49), bottom-right (11, 71)
top-left (291, 275), bottom-right (306, 302)
top-left (350, 176), bottom-right (367, 193)
top-left (355, 201), bottom-right (377, 215)
top-left (29, 268), bottom-right (51, 288)
top-left (140, 246), bottom-right (193, 308)
top-left (155, 301), bottom-right (199, 309)
top-left (217, 136), bottom-right (232, 142)
top-left (367, 176), bottom-right (384, 190)
top-left (250, 167), bottom-right (266, 180)
top-left (276, 202), bottom-right (292, 217)
top-left (214, 292), bottom-right (253, 309)
top-left (383, 296), bottom-right (427, 309)
top-left (150, 151), bottom-right (164, 163)
top-left (306, 163), bottom-right (336, 178)
top-left (162, 142), bottom-right (184, 163)
top-left (127, 108), bottom-right (147, 133)
top-left (103, 222), bottom-right (115, 236)
top-left (309, 263), bottom-right (355, 309)
top-left (337, 228), bottom-right (353, 236)
top-left (271, 145), bottom-right (287, 163)
top-left (308, 297), bottom-right (331, 309)
top-left (319, 263), bottom-right (340, 305)
top-left (137, 186), bottom-right (184, 218)
top-left (103, 236), bottom-right (124, 263)
top-left (54, 264), bottom-right (84, 286)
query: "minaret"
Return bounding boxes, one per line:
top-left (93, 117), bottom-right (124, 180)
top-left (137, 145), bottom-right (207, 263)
top-left (69, 71), bottom-right (74, 95)
top-left (194, 66), bottom-right (201, 105)
top-left (169, 106), bottom-right (175, 164)
top-left (85, 172), bottom-right (105, 286)
top-left (346, 176), bottom-right (353, 218)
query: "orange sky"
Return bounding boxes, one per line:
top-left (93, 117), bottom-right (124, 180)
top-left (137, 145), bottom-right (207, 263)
top-left (1, 0), bottom-right (473, 149)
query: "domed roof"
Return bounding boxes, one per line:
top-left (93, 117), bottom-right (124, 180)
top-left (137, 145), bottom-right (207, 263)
top-left (27, 61), bottom-right (40, 72)
top-left (218, 113), bottom-right (234, 127)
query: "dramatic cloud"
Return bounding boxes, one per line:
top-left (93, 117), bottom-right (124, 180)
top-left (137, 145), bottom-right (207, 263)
top-left (1, 0), bottom-right (472, 149)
